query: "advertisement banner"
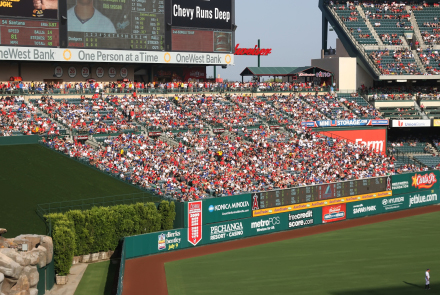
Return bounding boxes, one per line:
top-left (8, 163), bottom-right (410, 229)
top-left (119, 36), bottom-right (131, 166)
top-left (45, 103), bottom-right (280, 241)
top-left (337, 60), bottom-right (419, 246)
top-left (0, 47), bottom-right (234, 65)
top-left (379, 195), bottom-right (407, 213)
top-left (408, 190), bottom-right (438, 208)
top-left (434, 120), bottom-right (440, 127)
top-left (318, 129), bottom-right (387, 154)
top-left (347, 198), bottom-right (379, 219)
top-left (171, 0), bottom-right (233, 30)
top-left (392, 120), bottom-right (431, 128)
top-left (253, 191), bottom-right (392, 217)
top-left (202, 194), bottom-right (252, 224)
top-left (392, 171), bottom-right (439, 195)
top-left (287, 208), bottom-right (322, 230)
top-left (124, 228), bottom-right (189, 259)
top-left (204, 219), bottom-right (247, 245)
top-left (322, 204), bottom-right (346, 223)
top-left (187, 201), bottom-right (202, 246)
top-left (301, 119), bottom-right (389, 128)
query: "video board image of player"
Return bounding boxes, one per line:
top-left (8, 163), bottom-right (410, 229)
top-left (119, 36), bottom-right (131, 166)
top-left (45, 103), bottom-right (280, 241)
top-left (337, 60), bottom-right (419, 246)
top-left (67, 0), bottom-right (116, 33)
top-left (67, 0), bottom-right (165, 50)
top-left (0, 0), bottom-right (58, 19)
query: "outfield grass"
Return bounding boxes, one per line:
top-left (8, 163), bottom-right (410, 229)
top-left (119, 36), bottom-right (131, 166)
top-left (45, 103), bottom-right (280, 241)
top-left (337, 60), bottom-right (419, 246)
top-left (0, 144), bottom-right (143, 238)
top-left (74, 261), bottom-right (118, 295)
top-left (165, 211), bottom-right (440, 295)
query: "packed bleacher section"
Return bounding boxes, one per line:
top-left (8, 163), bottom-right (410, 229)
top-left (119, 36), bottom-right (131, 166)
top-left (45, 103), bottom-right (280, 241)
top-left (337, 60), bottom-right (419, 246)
top-left (1, 81), bottom-right (334, 95)
top-left (367, 49), bottom-right (422, 75)
top-left (18, 92), bottom-right (427, 201)
top-left (31, 96), bottom-right (141, 135)
top-left (337, 93), bottom-right (382, 118)
top-left (0, 96), bottom-right (67, 136)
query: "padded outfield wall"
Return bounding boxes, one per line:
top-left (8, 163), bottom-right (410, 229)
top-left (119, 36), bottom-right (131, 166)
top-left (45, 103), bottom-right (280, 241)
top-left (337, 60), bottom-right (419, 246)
top-left (122, 171), bottom-right (440, 260)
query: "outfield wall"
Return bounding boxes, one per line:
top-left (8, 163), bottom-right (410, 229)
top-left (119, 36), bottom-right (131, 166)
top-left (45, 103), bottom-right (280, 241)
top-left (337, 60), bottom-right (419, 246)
top-left (118, 171), bottom-right (440, 295)
top-left (122, 171), bottom-right (440, 260)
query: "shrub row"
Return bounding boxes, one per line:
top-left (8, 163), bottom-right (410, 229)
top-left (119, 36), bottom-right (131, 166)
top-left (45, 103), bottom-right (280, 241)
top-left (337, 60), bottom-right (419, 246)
top-left (46, 201), bottom-right (176, 275)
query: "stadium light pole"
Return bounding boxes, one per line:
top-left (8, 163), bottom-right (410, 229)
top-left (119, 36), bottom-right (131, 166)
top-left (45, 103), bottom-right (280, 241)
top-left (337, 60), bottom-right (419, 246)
top-left (258, 39), bottom-right (261, 67)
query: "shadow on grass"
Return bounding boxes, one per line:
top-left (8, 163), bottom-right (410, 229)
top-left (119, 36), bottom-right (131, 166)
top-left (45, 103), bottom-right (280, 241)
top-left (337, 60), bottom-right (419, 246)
top-left (330, 282), bottom-right (440, 295)
top-left (105, 259), bottom-right (119, 295)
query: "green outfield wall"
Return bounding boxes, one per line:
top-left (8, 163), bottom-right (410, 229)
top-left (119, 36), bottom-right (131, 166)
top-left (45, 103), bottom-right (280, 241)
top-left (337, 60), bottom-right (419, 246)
top-left (117, 171), bottom-right (440, 295)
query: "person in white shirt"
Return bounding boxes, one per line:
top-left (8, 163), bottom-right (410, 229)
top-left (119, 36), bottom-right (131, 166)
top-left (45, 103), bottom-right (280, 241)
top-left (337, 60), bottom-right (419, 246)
top-left (426, 269), bottom-right (431, 290)
top-left (68, 0), bottom-right (116, 33)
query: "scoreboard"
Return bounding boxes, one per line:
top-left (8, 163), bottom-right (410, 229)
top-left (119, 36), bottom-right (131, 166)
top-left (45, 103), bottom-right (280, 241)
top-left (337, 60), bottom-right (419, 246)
top-left (257, 176), bottom-right (390, 209)
top-left (0, 19), bottom-right (58, 47)
top-left (66, 0), bottom-right (165, 50)
top-left (0, 0), bottom-right (234, 54)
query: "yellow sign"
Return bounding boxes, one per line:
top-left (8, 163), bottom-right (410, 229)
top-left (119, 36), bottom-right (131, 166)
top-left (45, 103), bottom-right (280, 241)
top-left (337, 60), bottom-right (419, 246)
top-left (164, 52), bottom-right (171, 63)
top-left (225, 54), bottom-right (232, 64)
top-left (252, 191), bottom-right (393, 217)
top-left (434, 119), bottom-right (440, 127)
top-left (63, 49), bottom-right (72, 61)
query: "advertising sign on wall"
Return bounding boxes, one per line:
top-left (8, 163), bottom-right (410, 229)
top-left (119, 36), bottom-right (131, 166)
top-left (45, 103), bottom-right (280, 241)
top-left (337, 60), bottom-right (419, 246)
top-left (201, 194), bottom-right (252, 225)
top-left (347, 199), bottom-right (379, 219)
top-left (322, 204), bottom-right (346, 223)
top-left (392, 171), bottom-right (439, 195)
top-left (187, 201), bottom-right (202, 246)
top-left (301, 119), bottom-right (389, 128)
top-left (392, 120), bottom-right (431, 128)
top-left (171, 0), bottom-right (233, 30)
top-left (318, 129), bottom-right (387, 154)
top-left (379, 195), bottom-right (406, 212)
top-left (434, 120), bottom-right (440, 127)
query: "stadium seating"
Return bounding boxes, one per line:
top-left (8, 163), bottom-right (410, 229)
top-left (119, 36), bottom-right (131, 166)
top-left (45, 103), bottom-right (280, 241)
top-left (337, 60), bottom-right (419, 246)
top-left (412, 6), bottom-right (440, 45)
top-left (378, 106), bottom-right (422, 119)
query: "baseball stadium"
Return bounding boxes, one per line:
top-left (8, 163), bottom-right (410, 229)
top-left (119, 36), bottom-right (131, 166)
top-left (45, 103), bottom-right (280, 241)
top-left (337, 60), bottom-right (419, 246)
top-left (1, 0), bottom-right (440, 295)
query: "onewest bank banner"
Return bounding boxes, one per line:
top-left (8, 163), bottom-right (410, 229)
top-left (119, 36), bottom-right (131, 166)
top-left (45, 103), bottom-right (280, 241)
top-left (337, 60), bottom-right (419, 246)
top-left (0, 46), bottom-right (234, 65)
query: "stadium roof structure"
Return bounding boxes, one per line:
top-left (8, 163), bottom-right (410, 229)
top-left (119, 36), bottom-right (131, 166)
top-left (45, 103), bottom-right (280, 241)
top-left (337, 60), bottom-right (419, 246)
top-left (240, 66), bottom-right (332, 77)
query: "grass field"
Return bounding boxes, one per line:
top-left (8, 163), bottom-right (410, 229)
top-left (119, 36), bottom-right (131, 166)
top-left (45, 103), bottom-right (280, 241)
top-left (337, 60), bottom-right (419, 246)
top-left (0, 144), bottom-right (143, 238)
top-left (165, 211), bottom-right (440, 295)
top-left (74, 261), bottom-right (118, 295)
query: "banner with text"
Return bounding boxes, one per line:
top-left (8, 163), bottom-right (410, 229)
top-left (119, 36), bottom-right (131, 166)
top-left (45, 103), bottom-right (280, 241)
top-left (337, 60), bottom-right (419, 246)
top-left (391, 171), bottom-right (439, 195)
top-left (301, 119), bottom-right (389, 128)
top-left (0, 47), bottom-right (234, 65)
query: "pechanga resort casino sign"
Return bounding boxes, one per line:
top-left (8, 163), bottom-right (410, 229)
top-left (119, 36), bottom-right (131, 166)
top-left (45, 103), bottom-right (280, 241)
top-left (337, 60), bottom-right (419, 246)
top-left (234, 44), bottom-right (272, 56)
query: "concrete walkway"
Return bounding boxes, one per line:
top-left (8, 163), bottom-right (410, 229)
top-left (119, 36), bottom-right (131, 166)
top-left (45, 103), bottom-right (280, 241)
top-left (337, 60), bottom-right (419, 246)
top-left (47, 264), bottom-right (88, 295)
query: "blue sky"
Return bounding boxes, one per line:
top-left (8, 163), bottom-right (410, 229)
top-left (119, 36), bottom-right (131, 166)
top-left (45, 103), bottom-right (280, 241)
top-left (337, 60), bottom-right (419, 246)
top-left (207, 0), bottom-right (338, 81)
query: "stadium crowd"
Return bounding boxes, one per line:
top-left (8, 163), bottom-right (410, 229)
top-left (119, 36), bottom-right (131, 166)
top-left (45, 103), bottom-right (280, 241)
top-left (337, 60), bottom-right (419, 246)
top-left (3, 92), bottom-right (420, 201)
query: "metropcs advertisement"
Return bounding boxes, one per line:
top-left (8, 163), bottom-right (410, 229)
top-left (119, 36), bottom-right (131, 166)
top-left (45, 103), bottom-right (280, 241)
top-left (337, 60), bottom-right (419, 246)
top-left (0, 47), bottom-right (234, 65)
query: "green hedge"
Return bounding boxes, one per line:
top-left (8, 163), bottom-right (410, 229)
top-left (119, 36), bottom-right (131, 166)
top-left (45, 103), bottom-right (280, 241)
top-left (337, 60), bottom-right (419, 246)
top-left (46, 201), bottom-right (176, 275)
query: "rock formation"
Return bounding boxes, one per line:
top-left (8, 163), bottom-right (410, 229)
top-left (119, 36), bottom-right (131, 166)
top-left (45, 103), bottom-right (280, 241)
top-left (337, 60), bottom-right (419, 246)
top-left (0, 232), bottom-right (53, 295)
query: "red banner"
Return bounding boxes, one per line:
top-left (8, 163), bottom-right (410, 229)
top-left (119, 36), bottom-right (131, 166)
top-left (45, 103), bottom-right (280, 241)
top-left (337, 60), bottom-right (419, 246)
top-left (322, 204), bottom-right (346, 223)
top-left (318, 129), bottom-right (387, 155)
top-left (188, 201), bottom-right (202, 246)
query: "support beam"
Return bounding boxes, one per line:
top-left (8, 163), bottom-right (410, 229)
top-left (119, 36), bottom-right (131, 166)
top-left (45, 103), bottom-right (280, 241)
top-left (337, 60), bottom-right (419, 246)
top-left (322, 15), bottom-right (328, 50)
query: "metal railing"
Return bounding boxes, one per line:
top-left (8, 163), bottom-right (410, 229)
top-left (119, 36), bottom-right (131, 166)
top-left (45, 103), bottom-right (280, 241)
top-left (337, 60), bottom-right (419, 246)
top-left (2, 86), bottom-right (333, 97)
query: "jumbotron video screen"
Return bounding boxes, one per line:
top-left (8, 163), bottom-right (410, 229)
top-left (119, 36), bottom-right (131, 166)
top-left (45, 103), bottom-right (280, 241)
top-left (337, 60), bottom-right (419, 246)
top-left (67, 0), bottom-right (165, 50)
